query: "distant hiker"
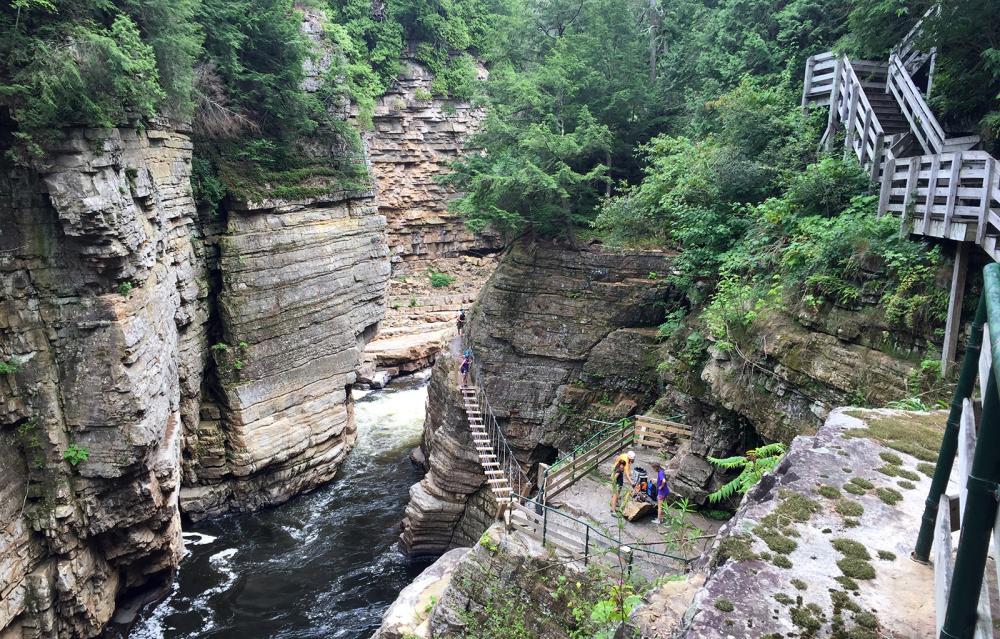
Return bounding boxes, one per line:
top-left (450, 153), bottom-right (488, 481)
top-left (610, 450), bottom-right (636, 512)
top-left (651, 461), bottom-right (669, 524)
top-left (457, 308), bottom-right (466, 332)
top-left (459, 353), bottom-right (472, 387)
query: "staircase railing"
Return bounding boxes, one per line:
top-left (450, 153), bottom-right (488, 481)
top-left (811, 53), bottom-right (889, 177)
top-left (462, 348), bottom-right (531, 502)
top-left (508, 496), bottom-right (696, 571)
top-left (913, 263), bottom-right (1000, 638)
top-left (892, 4), bottom-right (939, 76)
top-left (540, 414), bottom-right (690, 502)
top-left (886, 53), bottom-right (948, 155)
top-left (878, 151), bottom-right (1000, 243)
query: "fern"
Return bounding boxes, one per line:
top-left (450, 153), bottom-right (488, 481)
top-left (707, 443), bottom-right (787, 503)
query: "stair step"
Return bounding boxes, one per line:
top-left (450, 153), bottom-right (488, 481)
top-left (484, 470), bottom-right (506, 476)
top-left (481, 460), bottom-right (501, 467)
top-left (487, 478), bottom-right (510, 486)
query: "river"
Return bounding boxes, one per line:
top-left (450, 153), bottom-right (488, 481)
top-left (130, 372), bottom-right (431, 639)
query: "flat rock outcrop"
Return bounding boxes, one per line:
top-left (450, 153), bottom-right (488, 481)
top-left (668, 408), bottom-right (942, 639)
top-left (400, 241), bottom-right (675, 556)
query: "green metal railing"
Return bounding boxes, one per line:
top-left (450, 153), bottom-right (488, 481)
top-left (509, 495), bottom-right (697, 569)
top-left (914, 263), bottom-right (1000, 639)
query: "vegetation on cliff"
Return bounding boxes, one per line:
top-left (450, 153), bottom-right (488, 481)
top-left (443, 0), bottom-right (998, 415)
top-left (0, 0), bottom-right (497, 204)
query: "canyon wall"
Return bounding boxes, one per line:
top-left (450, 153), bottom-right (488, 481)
top-left (365, 60), bottom-right (496, 273)
top-left (0, 111), bottom-right (389, 639)
top-left (401, 241), bottom-right (675, 556)
top-left (400, 239), bottom-right (935, 556)
top-left (0, 124), bottom-right (206, 638)
top-left (362, 62), bottom-right (500, 380)
top-left (178, 185), bottom-right (389, 520)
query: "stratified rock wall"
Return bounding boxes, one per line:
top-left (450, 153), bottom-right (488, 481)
top-left (180, 191), bottom-right (389, 519)
top-left (0, 124), bottom-right (206, 638)
top-left (400, 241), bottom-right (675, 555)
top-left (365, 61), bottom-right (498, 272)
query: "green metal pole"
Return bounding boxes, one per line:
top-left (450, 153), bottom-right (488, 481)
top-left (913, 288), bottom-right (987, 563)
top-left (939, 264), bottom-right (1000, 639)
top-left (940, 369), bottom-right (1000, 638)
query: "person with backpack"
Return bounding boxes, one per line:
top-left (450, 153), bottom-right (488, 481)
top-left (610, 450), bottom-right (636, 513)
top-left (457, 308), bottom-right (466, 333)
top-left (651, 461), bottom-right (669, 524)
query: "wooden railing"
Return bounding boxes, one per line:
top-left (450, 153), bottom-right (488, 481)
top-left (634, 414), bottom-right (693, 449)
top-left (886, 54), bottom-right (947, 155)
top-left (807, 53), bottom-right (890, 178)
top-left (914, 264), bottom-right (1000, 638)
top-left (542, 419), bottom-right (635, 500)
top-left (801, 51), bottom-right (838, 107)
top-left (540, 414), bottom-right (691, 501)
top-left (892, 4), bottom-right (939, 75)
top-left (878, 151), bottom-right (1000, 248)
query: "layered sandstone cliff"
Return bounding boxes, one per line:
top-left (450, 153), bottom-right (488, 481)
top-left (401, 241), bottom-right (675, 556)
top-left (1, 92), bottom-right (389, 639)
top-left (362, 61), bottom-right (500, 379)
top-left (178, 184), bottom-right (389, 519)
top-left (0, 124), bottom-right (206, 638)
top-left (399, 238), bottom-right (937, 556)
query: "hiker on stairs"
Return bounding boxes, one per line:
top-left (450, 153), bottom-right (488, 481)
top-left (459, 351), bottom-right (472, 387)
top-left (610, 450), bottom-right (636, 513)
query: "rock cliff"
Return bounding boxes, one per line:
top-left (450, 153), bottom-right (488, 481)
top-left (362, 61), bottom-right (501, 378)
top-left (401, 241), bottom-right (676, 556)
top-left (1, 101), bottom-right (389, 639)
top-left (660, 306), bottom-right (932, 503)
top-left (365, 60), bottom-right (496, 272)
top-left (0, 124), bottom-right (206, 638)
top-left (178, 184), bottom-right (389, 520)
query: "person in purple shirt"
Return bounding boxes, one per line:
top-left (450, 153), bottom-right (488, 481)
top-left (651, 461), bottom-right (669, 524)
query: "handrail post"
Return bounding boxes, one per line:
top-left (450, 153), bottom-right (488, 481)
top-left (584, 527), bottom-right (590, 566)
top-left (542, 504), bottom-right (548, 546)
top-left (914, 288), bottom-right (987, 562)
top-left (940, 365), bottom-right (1000, 638)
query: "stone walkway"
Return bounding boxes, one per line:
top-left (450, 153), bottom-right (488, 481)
top-left (548, 449), bottom-right (725, 577)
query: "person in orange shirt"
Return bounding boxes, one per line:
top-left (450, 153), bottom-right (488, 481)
top-left (610, 450), bottom-right (636, 512)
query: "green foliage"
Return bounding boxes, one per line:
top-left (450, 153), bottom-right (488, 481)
top-left (63, 443), bottom-right (89, 466)
top-left (0, 359), bottom-right (19, 375)
top-left (117, 281), bottom-right (133, 297)
top-left (427, 270), bottom-right (456, 288)
top-left (707, 442), bottom-right (786, 503)
top-left (1, 10), bottom-right (168, 161)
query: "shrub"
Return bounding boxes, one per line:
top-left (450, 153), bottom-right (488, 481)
top-left (117, 281), bottom-right (133, 297)
top-left (63, 443), bottom-right (90, 466)
top-left (0, 359), bottom-right (18, 375)
top-left (428, 270), bottom-right (456, 288)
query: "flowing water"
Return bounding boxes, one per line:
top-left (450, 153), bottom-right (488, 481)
top-left (130, 372), bottom-right (431, 639)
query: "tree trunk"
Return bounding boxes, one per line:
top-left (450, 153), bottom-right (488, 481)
top-left (648, 0), bottom-right (660, 82)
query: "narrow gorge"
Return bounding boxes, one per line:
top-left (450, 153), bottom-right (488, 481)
top-left (3, 0), bottom-right (997, 637)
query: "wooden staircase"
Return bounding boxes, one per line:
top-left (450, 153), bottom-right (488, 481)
top-left (460, 385), bottom-right (517, 507)
top-left (801, 15), bottom-right (1000, 262)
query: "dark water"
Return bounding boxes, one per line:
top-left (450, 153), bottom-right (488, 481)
top-left (131, 373), bottom-right (431, 639)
